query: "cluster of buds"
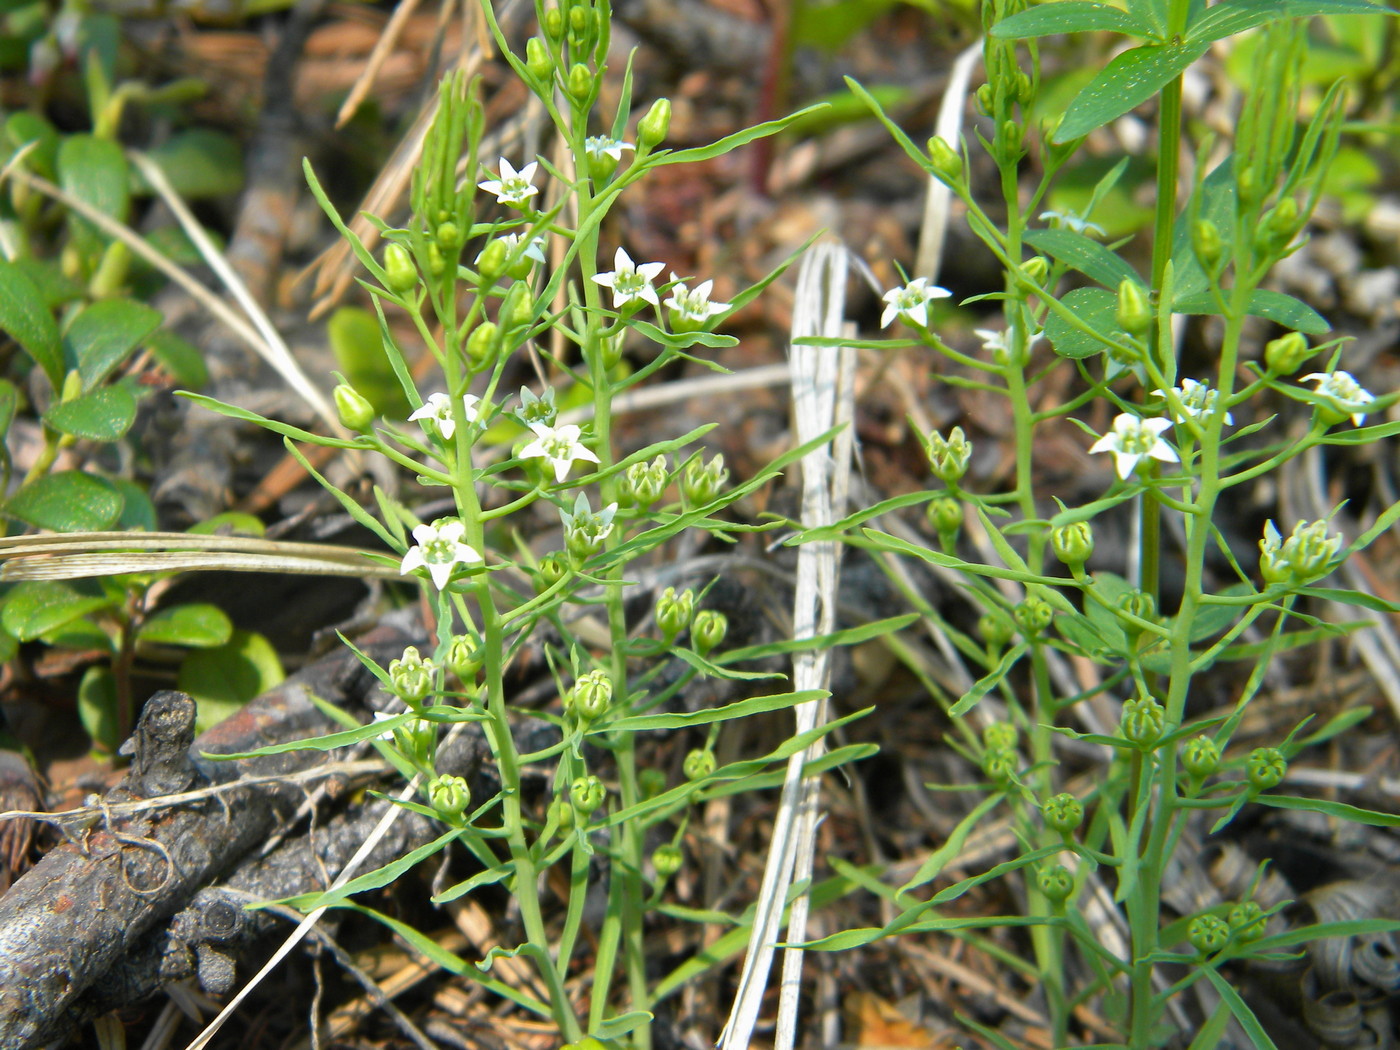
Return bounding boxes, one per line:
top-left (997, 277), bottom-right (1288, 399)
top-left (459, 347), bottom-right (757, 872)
top-left (1259, 519), bottom-right (1341, 586)
top-left (621, 455), bottom-right (669, 507)
top-left (389, 646), bottom-right (437, 707)
top-left (566, 668), bottom-right (613, 724)
top-left (682, 453), bottom-right (728, 506)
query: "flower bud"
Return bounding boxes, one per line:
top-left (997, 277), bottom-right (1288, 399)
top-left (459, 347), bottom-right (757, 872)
top-left (1051, 521), bottom-right (1094, 568)
top-left (477, 238), bottom-right (509, 285)
top-left (1236, 163), bottom-right (1260, 207)
top-left (1014, 595), bottom-right (1053, 638)
top-left (1117, 589), bottom-right (1156, 634)
top-left (1181, 735), bottom-right (1220, 779)
top-left (500, 282), bottom-right (534, 330)
top-left (1259, 519), bottom-right (1341, 585)
top-left (88, 239), bottom-right (130, 299)
top-left (982, 721), bottom-right (1018, 751)
top-left (436, 221), bottom-right (461, 251)
top-left (1228, 900), bottom-right (1267, 940)
top-left (639, 768), bottom-right (667, 798)
top-left (466, 321), bottom-right (500, 369)
top-left (1191, 218), bottom-right (1224, 274)
top-left (543, 7), bottom-right (564, 39)
top-left (1022, 256), bottom-right (1049, 285)
top-left (568, 5), bottom-right (592, 37)
top-left (1246, 746), bottom-right (1286, 791)
top-left (1258, 196), bottom-right (1300, 255)
top-left (693, 610), bottom-right (727, 656)
top-left (622, 455), bottom-right (668, 507)
top-left (975, 83), bottom-right (995, 115)
top-left (1041, 792), bottom-right (1083, 834)
top-left (570, 774), bottom-right (606, 815)
top-left (1264, 331), bottom-right (1309, 375)
top-left (566, 63), bottom-right (593, 102)
top-left (996, 119), bottom-right (1023, 162)
top-left (548, 797), bottom-right (575, 830)
top-left (426, 242), bottom-right (446, 278)
top-left (1116, 279), bottom-right (1151, 336)
top-left (384, 242), bottom-right (418, 294)
top-left (567, 668), bottom-right (613, 722)
top-left (982, 747), bottom-right (1017, 784)
top-left (536, 552), bottom-right (569, 591)
top-left (428, 774), bottom-right (471, 821)
top-left (683, 748), bottom-right (716, 781)
top-left (681, 453), bottom-right (727, 507)
top-left (925, 426), bottom-right (971, 483)
top-left (638, 98), bottom-right (671, 150)
top-left (656, 587), bottom-right (695, 640)
top-left (1120, 695), bottom-right (1165, 747)
top-left (928, 496), bottom-right (963, 540)
top-left (389, 646), bottom-right (436, 707)
top-left (334, 383), bottom-right (375, 432)
top-left (1037, 864), bottom-right (1074, 905)
top-left (446, 634), bottom-right (483, 682)
top-left (652, 843), bottom-right (684, 877)
top-left (979, 611), bottom-right (1015, 651)
top-left (926, 135), bottom-right (963, 185)
top-left (525, 37), bottom-right (553, 82)
top-left (1188, 914), bottom-right (1230, 955)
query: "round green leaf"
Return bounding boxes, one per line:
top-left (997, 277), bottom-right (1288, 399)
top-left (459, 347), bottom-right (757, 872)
top-left (0, 260), bottom-right (62, 388)
top-left (109, 477), bottom-right (158, 532)
top-left (137, 603), bottom-right (233, 649)
top-left (5, 112), bottom-right (59, 178)
top-left (178, 629), bottom-right (285, 733)
top-left (3, 470), bottom-right (123, 531)
top-left (77, 665), bottom-right (119, 755)
top-left (1, 580), bottom-right (118, 642)
top-left (146, 329), bottom-right (208, 389)
top-left (43, 383), bottom-right (138, 441)
top-left (1044, 287), bottom-right (1125, 360)
top-left (138, 129), bottom-right (244, 200)
top-left (57, 134), bottom-right (130, 226)
top-left (66, 298), bottom-right (163, 389)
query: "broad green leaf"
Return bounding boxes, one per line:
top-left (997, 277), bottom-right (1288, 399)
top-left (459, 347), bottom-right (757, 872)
top-left (1, 580), bottom-right (118, 641)
top-left (1043, 287), bottom-right (1124, 359)
top-left (0, 261), bottom-right (62, 387)
top-left (4, 470), bottom-right (123, 530)
top-left (43, 383), bottom-right (138, 441)
top-left (1056, 40), bottom-right (1209, 142)
top-left (5, 111), bottom-right (59, 178)
top-left (178, 629), bottom-right (285, 733)
top-left (57, 135), bottom-right (130, 240)
top-left (1085, 571), bottom-right (1137, 639)
top-left (137, 129), bottom-right (244, 199)
top-left (78, 665), bottom-right (119, 755)
top-left (1172, 290), bottom-right (1329, 335)
top-left (1025, 229), bottom-right (1143, 290)
top-left (146, 330), bottom-right (208, 388)
top-left (136, 603), bottom-right (233, 649)
top-left (992, 2), bottom-right (1154, 39)
top-left (1187, 0), bottom-right (1391, 45)
top-left (11, 259), bottom-right (82, 309)
top-left (110, 477), bottom-right (158, 532)
top-left (66, 298), bottom-right (163, 389)
top-left (1172, 158), bottom-right (1237, 300)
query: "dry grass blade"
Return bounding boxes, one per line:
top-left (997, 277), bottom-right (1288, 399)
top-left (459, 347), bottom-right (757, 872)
top-left (336, 0), bottom-right (430, 128)
top-left (915, 41), bottom-right (983, 281)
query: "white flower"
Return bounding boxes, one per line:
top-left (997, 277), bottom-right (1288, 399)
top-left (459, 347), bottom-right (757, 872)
top-left (560, 491), bottom-right (618, 558)
top-left (975, 325), bottom-right (1044, 364)
top-left (371, 711), bottom-right (399, 741)
top-left (585, 136), bottom-right (634, 162)
top-left (1088, 413), bottom-right (1179, 480)
top-left (1039, 209), bottom-right (1106, 237)
top-left (1300, 370), bottom-right (1374, 426)
top-left (519, 421), bottom-right (601, 483)
top-left (478, 157), bottom-right (540, 206)
top-left (399, 519), bottom-right (484, 589)
top-left (408, 392), bottom-right (480, 440)
top-left (664, 274), bottom-right (731, 327)
top-left (1160, 378), bottom-right (1232, 426)
top-left (880, 277), bottom-right (952, 328)
top-left (592, 247), bottom-right (665, 309)
top-left (476, 232), bottom-right (547, 267)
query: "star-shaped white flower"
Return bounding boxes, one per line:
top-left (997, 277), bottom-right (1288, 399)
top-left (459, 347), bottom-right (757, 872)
top-left (974, 325), bottom-right (1044, 363)
top-left (1039, 209), bottom-right (1106, 237)
top-left (1301, 370), bottom-right (1374, 426)
top-left (1160, 378), bottom-right (1232, 426)
top-left (592, 247), bottom-right (665, 310)
top-left (478, 157), bottom-right (540, 206)
top-left (664, 274), bottom-right (731, 328)
top-left (880, 277), bottom-right (952, 328)
top-left (408, 392), bottom-right (480, 441)
top-left (519, 421), bottom-right (600, 483)
top-left (399, 519), bottom-right (483, 589)
top-left (1088, 413), bottom-right (1178, 480)
top-left (585, 136), bottom-right (634, 162)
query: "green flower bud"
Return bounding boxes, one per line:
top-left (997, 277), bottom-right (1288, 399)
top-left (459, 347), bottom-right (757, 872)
top-left (446, 634), bottom-right (483, 682)
top-left (683, 748), bottom-right (716, 781)
top-left (517, 385), bottom-right (557, 427)
top-left (427, 774), bottom-right (471, 822)
top-left (638, 97), bottom-right (671, 150)
top-left (681, 453), bottom-right (727, 507)
top-left (1037, 864), bottom-right (1074, 905)
top-left (1258, 196), bottom-right (1300, 255)
top-left (536, 552), bottom-right (569, 591)
top-left (566, 63), bottom-right (593, 102)
top-left (88, 239), bottom-right (130, 299)
top-left (466, 321), bottom-right (500, 369)
top-left (384, 242), bottom-right (418, 294)
top-left (1120, 695), bottom-right (1165, 747)
top-left (525, 37), bottom-right (553, 82)
top-left (656, 587), bottom-right (695, 641)
top-left (1259, 519), bottom-right (1341, 585)
top-left (979, 611), bottom-right (1016, 651)
top-left (1051, 521), bottom-right (1094, 568)
top-left (928, 496), bottom-right (963, 539)
top-left (1181, 735), bottom-right (1220, 779)
top-left (1236, 163), bottom-right (1260, 207)
top-left (570, 774), bottom-right (606, 815)
top-left (389, 646), bottom-right (437, 707)
top-left (334, 383), bottom-right (375, 432)
top-left (996, 119), bottom-right (1023, 162)
top-left (1246, 747), bottom-right (1286, 791)
top-left (543, 7), bottom-right (564, 40)
top-left (477, 238), bottom-right (509, 285)
top-left (568, 5), bottom-right (592, 37)
top-left (982, 747), bottom-right (1017, 784)
top-left (426, 242), bottom-right (446, 278)
top-left (1187, 914), bottom-right (1230, 955)
top-left (622, 455), bottom-right (668, 508)
top-left (693, 609), bottom-right (728, 656)
top-left (982, 721), bottom-right (1018, 751)
top-left (639, 768), bottom-right (667, 799)
top-left (1227, 900), bottom-right (1267, 940)
top-left (925, 426), bottom-right (971, 483)
top-left (436, 221), bottom-right (461, 251)
top-left (1014, 595), bottom-right (1053, 638)
top-left (1042, 792), bottom-right (1083, 834)
top-left (1117, 588), bottom-right (1156, 627)
top-left (1191, 218), bottom-right (1224, 274)
top-left (548, 796), bottom-right (575, 830)
top-left (500, 282), bottom-right (534, 330)
top-left (652, 843), bottom-right (684, 878)
top-left (975, 83), bottom-right (995, 115)
top-left (1116, 279), bottom-right (1151, 336)
top-left (1264, 331), bottom-right (1310, 376)
top-left (926, 135), bottom-right (963, 185)
top-left (567, 668), bottom-right (613, 722)
top-left (1022, 256), bottom-right (1049, 285)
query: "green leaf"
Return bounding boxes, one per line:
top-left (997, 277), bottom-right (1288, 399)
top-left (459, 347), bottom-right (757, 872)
top-left (1201, 967), bottom-right (1279, 1050)
top-left (0, 260), bottom-right (62, 387)
top-left (136, 603), bottom-right (233, 649)
top-left (1043, 287), bottom-right (1124, 359)
top-left (278, 828), bottom-right (464, 912)
top-left (78, 665), bottom-right (119, 754)
top-left (951, 642), bottom-right (1029, 716)
top-left (178, 392), bottom-right (368, 450)
top-left (3, 471), bottom-right (123, 531)
top-left (1186, 0), bottom-right (1391, 46)
top-left (5, 111), bottom-right (59, 178)
top-left (593, 1012), bottom-right (655, 1041)
top-left (1, 580), bottom-right (118, 641)
top-left (65, 298), bottom-right (163, 389)
top-left (1025, 229), bottom-right (1143, 290)
top-left (610, 688), bottom-right (828, 731)
top-left (1298, 586), bottom-right (1400, 613)
top-left (57, 134), bottom-right (130, 225)
top-left (145, 329), bottom-right (208, 388)
top-left (0, 378), bottom-right (18, 437)
top-left (109, 477), bottom-right (158, 532)
top-left (1253, 794), bottom-right (1400, 827)
top-left (898, 794), bottom-right (1004, 893)
top-left (11, 259), bottom-right (83, 309)
top-left (137, 129), bottom-right (244, 199)
top-left (719, 614), bottom-right (919, 664)
top-left (1056, 40), bottom-right (1210, 142)
top-left (178, 629), bottom-right (285, 733)
top-left (327, 306), bottom-right (410, 418)
top-left (43, 383), bottom-right (138, 441)
top-left (993, 2), bottom-right (1154, 39)
top-left (650, 103), bottom-right (829, 167)
top-left (1172, 289), bottom-right (1329, 335)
